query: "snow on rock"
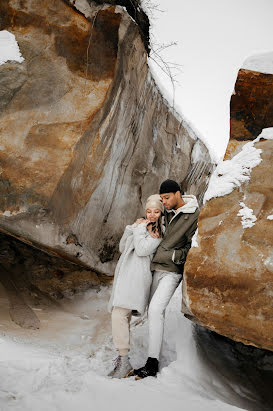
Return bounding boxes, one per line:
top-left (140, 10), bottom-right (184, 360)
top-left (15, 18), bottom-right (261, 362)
top-left (267, 215), bottom-right (273, 220)
top-left (191, 138), bottom-right (210, 163)
top-left (204, 140), bottom-right (262, 203)
top-left (257, 127), bottom-right (273, 140)
top-left (139, 0), bottom-right (152, 16)
top-left (243, 51), bottom-right (273, 74)
top-left (237, 202), bottom-right (257, 229)
top-left (0, 30), bottom-right (24, 65)
top-left (191, 228), bottom-right (199, 248)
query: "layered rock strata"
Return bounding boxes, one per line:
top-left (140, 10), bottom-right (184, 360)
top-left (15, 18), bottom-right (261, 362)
top-left (183, 53), bottom-right (273, 351)
top-left (227, 51), bottom-right (273, 159)
top-left (0, 0), bottom-right (212, 278)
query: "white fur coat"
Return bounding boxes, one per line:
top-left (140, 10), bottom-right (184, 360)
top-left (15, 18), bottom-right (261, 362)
top-left (108, 223), bottom-right (162, 316)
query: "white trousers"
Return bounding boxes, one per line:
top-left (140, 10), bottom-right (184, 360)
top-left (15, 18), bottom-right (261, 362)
top-left (148, 270), bottom-right (182, 359)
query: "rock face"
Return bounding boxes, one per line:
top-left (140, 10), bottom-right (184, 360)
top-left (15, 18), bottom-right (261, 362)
top-left (183, 53), bottom-right (273, 351)
top-left (227, 51), bottom-right (273, 159)
top-left (83, 0), bottom-right (151, 54)
top-left (0, 0), bottom-right (212, 278)
top-left (230, 70), bottom-right (273, 140)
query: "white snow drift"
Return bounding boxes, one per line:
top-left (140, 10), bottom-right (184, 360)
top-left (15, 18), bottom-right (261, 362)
top-left (204, 128), bottom-right (273, 203)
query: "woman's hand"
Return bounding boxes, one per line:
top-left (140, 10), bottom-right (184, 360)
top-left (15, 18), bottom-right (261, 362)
top-left (147, 224), bottom-right (160, 238)
top-left (150, 230), bottom-right (160, 239)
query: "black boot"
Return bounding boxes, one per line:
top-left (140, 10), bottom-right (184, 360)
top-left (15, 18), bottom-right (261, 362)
top-left (134, 357), bottom-right (159, 379)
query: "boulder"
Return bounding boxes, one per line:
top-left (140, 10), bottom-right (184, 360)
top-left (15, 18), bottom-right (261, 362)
top-left (183, 53), bottom-right (273, 351)
top-left (0, 0), bottom-right (212, 277)
top-left (227, 51), bottom-right (273, 159)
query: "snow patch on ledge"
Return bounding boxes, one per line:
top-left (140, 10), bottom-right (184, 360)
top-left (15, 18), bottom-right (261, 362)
top-left (204, 128), bottom-right (273, 202)
top-left (237, 202), bottom-right (257, 229)
top-left (204, 140), bottom-right (262, 202)
top-left (258, 127), bottom-right (273, 140)
top-left (0, 30), bottom-right (24, 65)
top-left (243, 51), bottom-right (273, 75)
top-left (267, 215), bottom-right (273, 220)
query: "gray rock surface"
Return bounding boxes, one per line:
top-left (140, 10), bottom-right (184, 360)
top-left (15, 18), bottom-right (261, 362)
top-left (0, 0), bottom-right (212, 277)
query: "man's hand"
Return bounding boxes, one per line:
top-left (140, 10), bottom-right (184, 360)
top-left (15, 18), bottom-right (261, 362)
top-left (135, 218), bottom-right (148, 225)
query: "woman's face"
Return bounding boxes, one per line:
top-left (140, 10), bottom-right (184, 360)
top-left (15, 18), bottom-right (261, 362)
top-left (146, 207), bottom-right (161, 222)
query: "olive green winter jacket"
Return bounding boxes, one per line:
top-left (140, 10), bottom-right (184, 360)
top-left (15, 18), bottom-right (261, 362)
top-left (151, 195), bottom-right (199, 274)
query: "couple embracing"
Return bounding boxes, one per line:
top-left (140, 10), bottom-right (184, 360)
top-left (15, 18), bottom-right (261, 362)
top-left (108, 179), bottom-right (199, 379)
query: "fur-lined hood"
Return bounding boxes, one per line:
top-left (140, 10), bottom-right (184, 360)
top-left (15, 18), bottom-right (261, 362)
top-left (179, 195), bottom-right (199, 213)
top-left (167, 194), bottom-right (199, 217)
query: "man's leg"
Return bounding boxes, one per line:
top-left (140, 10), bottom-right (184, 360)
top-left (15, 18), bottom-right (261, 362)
top-left (134, 271), bottom-right (181, 378)
top-left (148, 272), bottom-right (181, 359)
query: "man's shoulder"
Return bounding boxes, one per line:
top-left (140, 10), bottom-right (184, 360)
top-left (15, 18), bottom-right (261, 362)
top-left (176, 207), bottom-right (200, 220)
top-left (179, 208), bottom-right (199, 225)
top-left (164, 205), bottom-right (199, 226)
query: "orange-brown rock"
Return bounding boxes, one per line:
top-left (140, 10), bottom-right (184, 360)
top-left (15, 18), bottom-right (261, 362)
top-left (227, 66), bottom-right (273, 159)
top-left (230, 69), bottom-right (273, 141)
top-left (183, 54), bottom-right (273, 351)
top-left (0, 0), bottom-right (212, 276)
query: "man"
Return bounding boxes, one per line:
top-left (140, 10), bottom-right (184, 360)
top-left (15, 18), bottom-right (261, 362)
top-left (134, 179), bottom-right (199, 379)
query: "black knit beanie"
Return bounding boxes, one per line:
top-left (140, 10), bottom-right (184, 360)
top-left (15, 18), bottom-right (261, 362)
top-left (159, 179), bottom-right (181, 194)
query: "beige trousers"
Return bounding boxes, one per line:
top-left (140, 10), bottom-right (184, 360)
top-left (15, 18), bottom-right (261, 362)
top-left (112, 307), bottom-right (132, 356)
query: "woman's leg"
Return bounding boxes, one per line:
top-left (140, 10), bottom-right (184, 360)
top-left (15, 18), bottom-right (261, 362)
top-left (112, 306), bottom-right (132, 356)
top-left (109, 307), bottom-right (133, 378)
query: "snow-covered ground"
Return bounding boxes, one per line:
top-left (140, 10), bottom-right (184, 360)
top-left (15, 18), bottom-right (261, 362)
top-left (0, 281), bottom-right (254, 411)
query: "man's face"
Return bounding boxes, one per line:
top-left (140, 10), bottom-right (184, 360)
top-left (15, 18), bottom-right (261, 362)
top-left (160, 192), bottom-right (179, 210)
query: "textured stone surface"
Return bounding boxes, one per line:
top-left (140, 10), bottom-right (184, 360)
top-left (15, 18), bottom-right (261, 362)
top-left (0, 231), bottom-right (108, 301)
top-left (0, 0), bottom-right (212, 277)
top-left (227, 68), bottom-right (273, 159)
top-left (0, 265), bottom-right (40, 329)
top-left (183, 57), bottom-right (273, 351)
top-left (82, 0), bottom-right (151, 54)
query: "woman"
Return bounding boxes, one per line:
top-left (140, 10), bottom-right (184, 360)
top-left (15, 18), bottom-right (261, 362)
top-left (108, 194), bottom-right (164, 378)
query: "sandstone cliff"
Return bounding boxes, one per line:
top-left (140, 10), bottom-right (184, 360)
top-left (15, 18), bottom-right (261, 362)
top-left (183, 53), bottom-right (273, 351)
top-left (0, 0), bottom-right (212, 281)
